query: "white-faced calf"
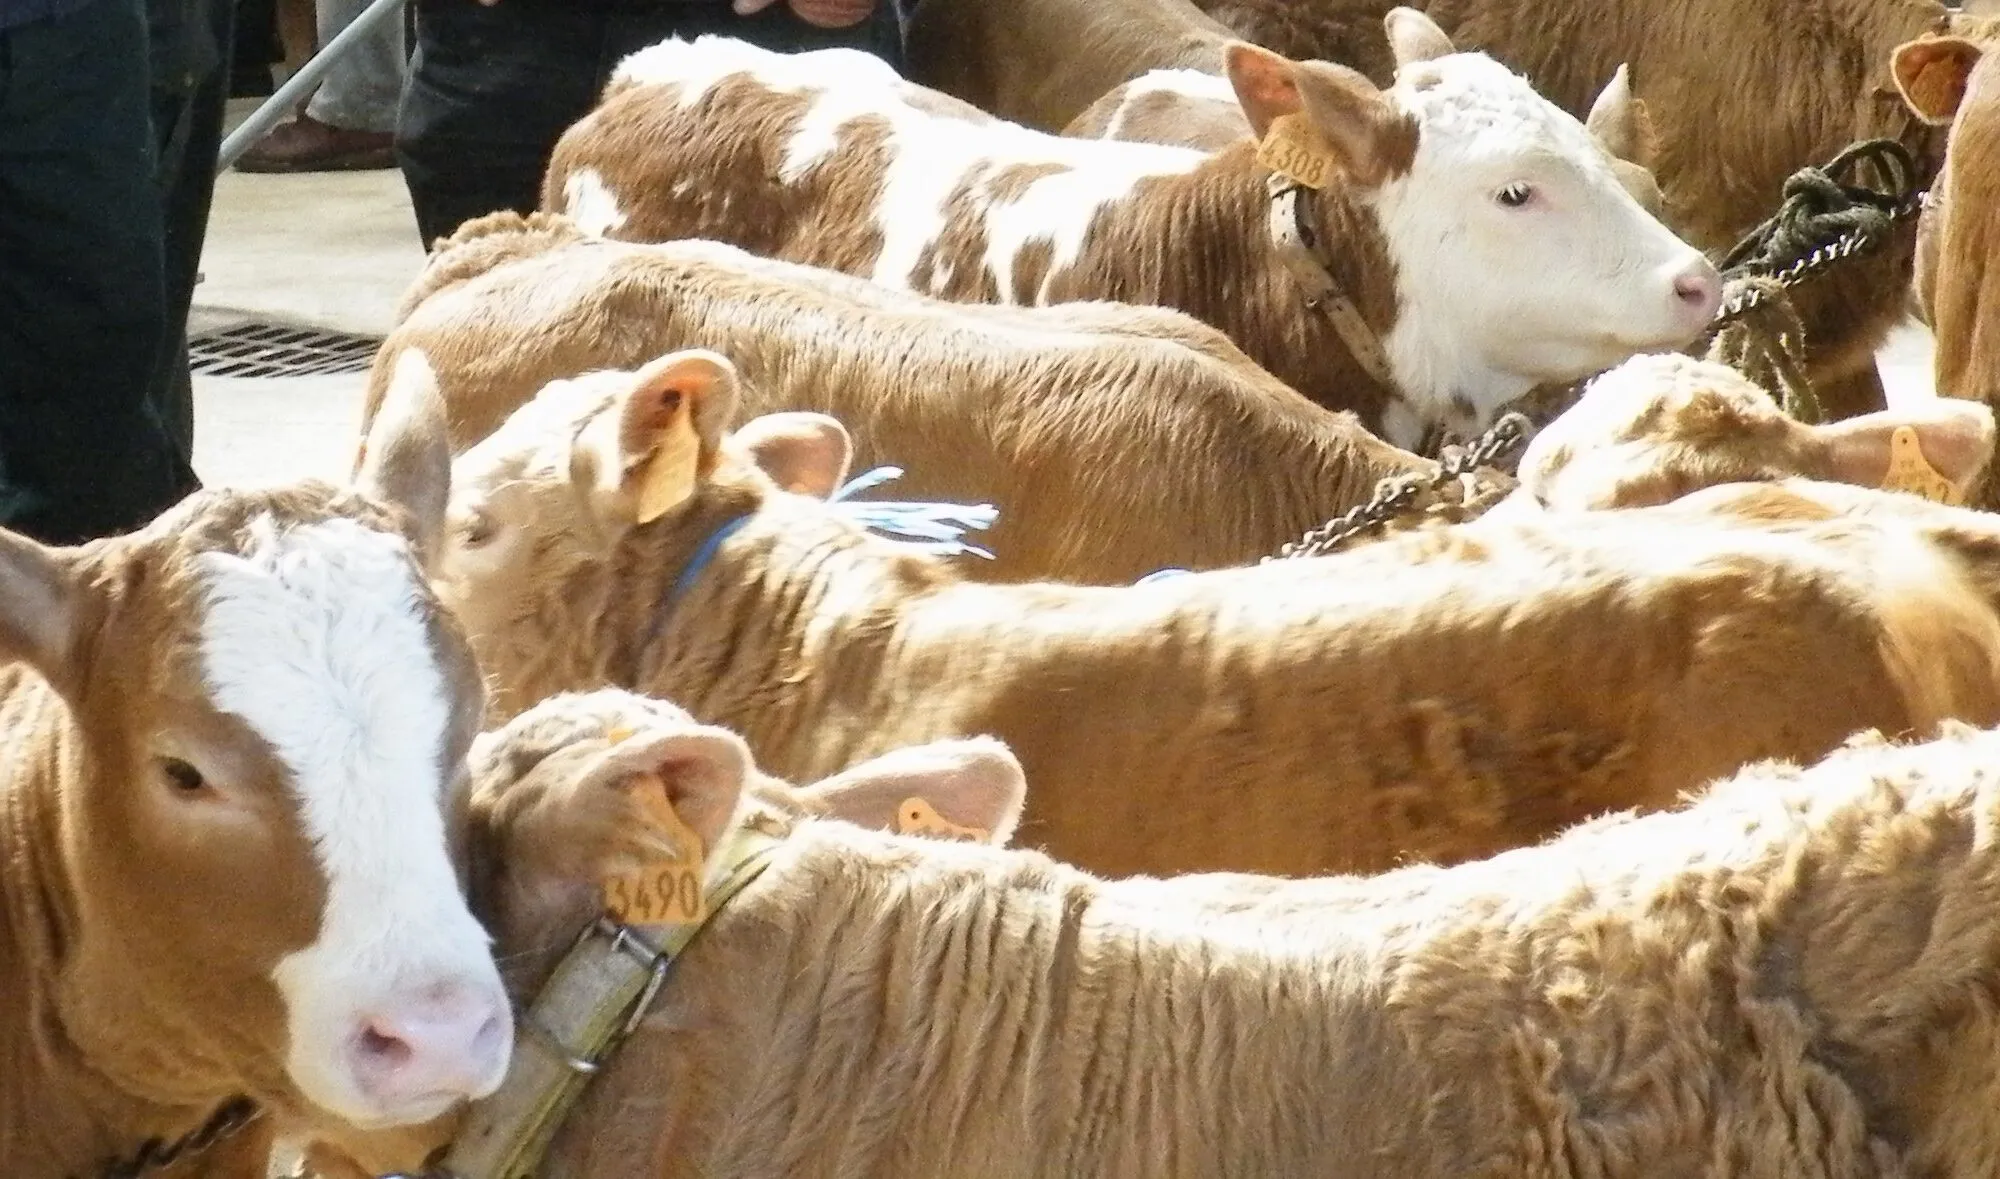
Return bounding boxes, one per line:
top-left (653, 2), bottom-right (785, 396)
top-left (542, 11), bottom-right (1718, 449)
top-left (0, 356), bottom-right (509, 1176)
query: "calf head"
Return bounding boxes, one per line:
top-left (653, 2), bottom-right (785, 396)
top-left (1894, 34), bottom-right (2000, 410)
top-left (0, 352), bottom-right (510, 1135)
top-left (1507, 353), bottom-right (1996, 510)
top-left (436, 349), bottom-right (854, 715)
top-left (1223, 8), bottom-right (1717, 429)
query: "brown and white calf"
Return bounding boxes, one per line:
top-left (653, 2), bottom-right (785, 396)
top-left (349, 694), bottom-right (2000, 1177)
top-left (1497, 352), bottom-right (1996, 515)
top-left (0, 356), bottom-right (510, 1177)
top-left (1192, 0), bottom-right (2000, 418)
top-left (542, 11), bottom-right (1720, 450)
top-left (426, 348), bottom-right (2000, 881)
top-left (363, 211), bottom-right (1432, 586)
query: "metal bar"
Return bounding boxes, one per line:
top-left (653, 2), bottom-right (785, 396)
top-left (215, 0), bottom-right (408, 174)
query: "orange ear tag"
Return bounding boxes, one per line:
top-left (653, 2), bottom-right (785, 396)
top-left (1881, 425), bottom-right (1966, 506)
top-left (1256, 113), bottom-right (1338, 190)
top-left (632, 409), bottom-right (703, 525)
top-left (603, 771), bottom-right (706, 925)
top-left (894, 797), bottom-right (990, 844)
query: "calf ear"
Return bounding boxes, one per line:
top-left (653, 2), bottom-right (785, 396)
top-left (354, 348), bottom-right (453, 566)
top-left (1228, 43), bottom-right (1415, 187)
top-left (1892, 37), bottom-right (1982, 125)
top-left (1816, 399), bottom-right (1997, 497)
top-left (1225, 41), bottom-right (1306, 140)
top-left (593, 350), bottom-right (742, 526)
top-left (731, 412), bottom-right (854, 498)
top-left (797, 738), bottom-right (1027, 847)
top-left (1586, 64), bottom-right (1657, 167)
top-left (0, 528), bottom-right (77, 679)
top-left (583, 723), bottom-right (753, 859)
top-left (1384, 7), bottom-right (1456, 67)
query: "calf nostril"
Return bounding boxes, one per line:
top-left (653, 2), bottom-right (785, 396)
top-left (1674, 274), bottom-right (1716, 305)
top-left (471, 1012), bottom-right (506, 1059)
top-left (358, 1023), bottom-right (415, 1070)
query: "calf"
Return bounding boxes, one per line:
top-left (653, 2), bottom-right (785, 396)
top-left (1500, 352), bottom-right (1995, 514)
top-left (364, 212), bottom-right (1432, 586)
top-left (0, 356), bottom-right (509, 1176)
top-left (903, 0), bottom-right (1238, 132)
top-left (1192, 0), bottom-right (2000, 419)
top-left (428, 349), bottom-right (2000, 880)
top-left (347, 695), bottom-right (2000, 1177)
top-left (1892, 33), bottom-right (2000, 507)
top-left (542, 12), bottom-right (1719, 450)
top-left (289, 688), bottom-right (1031, 1178)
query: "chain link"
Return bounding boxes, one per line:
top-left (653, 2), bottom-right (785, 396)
top-left (1266, 412), bottom-right (1530, 562)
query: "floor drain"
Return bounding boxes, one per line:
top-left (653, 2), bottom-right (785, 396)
top-left (189, 320), bottom-right (382, 378)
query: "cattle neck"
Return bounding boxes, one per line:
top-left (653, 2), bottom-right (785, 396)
top-left (510, 825), bottom-right (1389, 1175)
top-left (436, 818), bottom-right (788, 1179)
top-left (597, 487), bottom-right (959, 777)
top-left (0, 679), bottom-right (248, 1179)
top-left (1061, 141), bottom-right (1402, 437)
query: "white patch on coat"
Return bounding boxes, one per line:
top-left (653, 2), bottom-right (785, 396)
top-left (197, 515), bottom-right (508, 1127)
top-left (610, 36), bottom-right (1204, 302)
top-left (1103, 70), bottom-right (1240, 141)
top-left (1367, 53), bottom-right (1715, 432)
top-left (564, 169), bottom-right (628, 238)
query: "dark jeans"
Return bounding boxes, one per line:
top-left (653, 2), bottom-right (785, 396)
top-left (149, 0), bottom-right (236, 460)
top-left (0, 0), bottom-right (197, 545)
top-left (398, 0), bottom-right (905, 246)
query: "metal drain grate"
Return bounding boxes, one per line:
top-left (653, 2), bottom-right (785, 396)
top-left (188, 320), bottom-right (382, 378)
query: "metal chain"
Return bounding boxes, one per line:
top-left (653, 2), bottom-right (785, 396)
top-left (1267, 412), bottom-right (1530, 562)
top-left (93, 1098), bottom-right (261, 1179)
top-left (1708, 137), bottom-right (1929, 329)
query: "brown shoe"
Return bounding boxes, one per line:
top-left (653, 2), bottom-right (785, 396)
top-left (235, 114), bottom-right (396, 173)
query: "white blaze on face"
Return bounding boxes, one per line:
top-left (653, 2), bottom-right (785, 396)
top-left (197, 514), bottom-right (509, 1127)
top-left (1371, 54), bottom-right (1720, 440)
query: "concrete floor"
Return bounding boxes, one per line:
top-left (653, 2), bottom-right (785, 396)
top-left (189, 105), bottom-right (1942, 488)
top-left (191, 98), bottom-right (424, 488)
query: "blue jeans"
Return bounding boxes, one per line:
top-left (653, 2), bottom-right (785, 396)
top-left (0, 0), bottom-right (198, 543)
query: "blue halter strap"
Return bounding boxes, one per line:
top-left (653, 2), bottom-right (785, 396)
top-left (659, 466), bottom-right (999, 612)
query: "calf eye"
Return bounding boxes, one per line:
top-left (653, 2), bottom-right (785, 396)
top-left (1495, 182), bottom-right (1534, 208)
top-left (159, 757), bottom-right (208, 794)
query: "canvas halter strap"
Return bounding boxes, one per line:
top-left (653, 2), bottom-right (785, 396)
top-left (1264, 172), bottom-right (1399, 390)
top-left (412, 827), bottom-right (785, 1179)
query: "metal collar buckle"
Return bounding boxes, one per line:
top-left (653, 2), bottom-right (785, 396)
top-left (521, 919), bottom-right (672, 1076)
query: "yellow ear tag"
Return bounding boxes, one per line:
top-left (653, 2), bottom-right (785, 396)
top-left (1256, 113), bottom-right (1338, 190)
top-left (603, 771), bottom-right (706, 926)
top-left (894, 797), bottom-right (990, 844)
top-left (1881, 425), bottom-right (1966, 506)
top-left (631, 408), bottom-right (703, 525)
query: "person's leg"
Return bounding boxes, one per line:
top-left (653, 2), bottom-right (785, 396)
top-left (0, 0), bottom-right (192, 544)
top-left (230, 0), bottom-right (279, 96)
top-left (148, 0), bottom-right (237, 463)
top-left (396, 1), bottom-right (604, 246)
top-left (304, 0), bottom-right (404, 133)
top-left (236, 0), bottom-right (402, 170)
